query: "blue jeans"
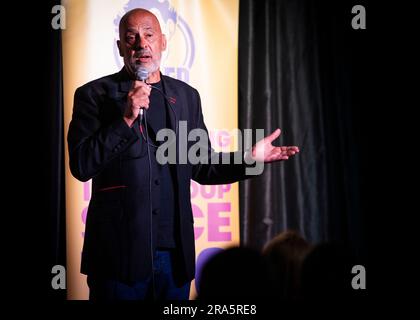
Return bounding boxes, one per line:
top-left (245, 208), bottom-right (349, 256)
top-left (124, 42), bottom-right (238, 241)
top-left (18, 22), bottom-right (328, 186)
top-left (88, 250), bottom-right (190, 300)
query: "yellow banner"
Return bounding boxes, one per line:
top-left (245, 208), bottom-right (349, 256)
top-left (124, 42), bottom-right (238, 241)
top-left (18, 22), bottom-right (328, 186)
top-left (63, 0), bottom-right (239, 300)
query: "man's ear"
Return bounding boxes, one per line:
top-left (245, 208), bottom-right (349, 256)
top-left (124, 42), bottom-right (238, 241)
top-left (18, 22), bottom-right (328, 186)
top-left (161, 34), bottom-right (167, 51)
top-left (117, 40), bottom-right (124, 57)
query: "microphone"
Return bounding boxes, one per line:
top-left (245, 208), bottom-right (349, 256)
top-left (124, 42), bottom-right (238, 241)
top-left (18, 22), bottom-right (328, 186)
top-left (135, 67), bottom-right (149, 122)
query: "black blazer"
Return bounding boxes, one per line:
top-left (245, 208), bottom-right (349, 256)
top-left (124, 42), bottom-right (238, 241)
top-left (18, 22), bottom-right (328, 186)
top-left (68, 68), bottom-right (251, 284)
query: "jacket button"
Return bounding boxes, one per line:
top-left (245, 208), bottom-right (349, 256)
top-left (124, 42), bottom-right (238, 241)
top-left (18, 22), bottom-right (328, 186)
top-left (154, 179), bottom-right (160, 186)
top-left (152, 208), bottom-right (160, 215)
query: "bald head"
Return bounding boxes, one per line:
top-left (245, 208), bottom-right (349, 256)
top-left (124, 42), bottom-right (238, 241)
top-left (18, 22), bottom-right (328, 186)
top-left (117, 8), bottom-right (166, 82)
top-left (119, 9), bottom-right (162, 40)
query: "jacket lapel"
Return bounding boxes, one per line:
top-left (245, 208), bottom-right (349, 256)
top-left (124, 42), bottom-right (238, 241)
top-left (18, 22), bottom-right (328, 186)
top-left (161, 75), bottom-right (182, 134)
top-left (118, 67), bottom-right (133, 93)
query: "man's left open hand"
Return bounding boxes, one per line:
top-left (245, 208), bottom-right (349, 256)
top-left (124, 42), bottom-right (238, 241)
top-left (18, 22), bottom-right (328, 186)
top-left (251, 128), bottom-right (299, 163)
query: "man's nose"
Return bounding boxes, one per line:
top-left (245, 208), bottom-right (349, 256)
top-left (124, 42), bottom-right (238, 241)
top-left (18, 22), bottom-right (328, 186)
top-left (134, 36), bottom-right (147, 51)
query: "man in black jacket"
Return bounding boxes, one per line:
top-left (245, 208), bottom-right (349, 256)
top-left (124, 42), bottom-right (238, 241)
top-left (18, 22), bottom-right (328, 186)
top-left (67, 8), bottom-right (299, 300)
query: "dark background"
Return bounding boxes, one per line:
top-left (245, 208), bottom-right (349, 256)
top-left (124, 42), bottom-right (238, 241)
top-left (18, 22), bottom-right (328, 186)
top-left (238, 0), bottom-right (369, 258)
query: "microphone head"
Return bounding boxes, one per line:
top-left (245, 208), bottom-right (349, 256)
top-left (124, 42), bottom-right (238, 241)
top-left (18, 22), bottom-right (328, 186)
top-left (136, 67), bottom-right (149, 81)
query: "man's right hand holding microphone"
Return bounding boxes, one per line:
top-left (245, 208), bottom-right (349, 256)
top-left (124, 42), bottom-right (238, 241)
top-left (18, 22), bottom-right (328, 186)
top-left (123, 79), bottom-right (151, 127)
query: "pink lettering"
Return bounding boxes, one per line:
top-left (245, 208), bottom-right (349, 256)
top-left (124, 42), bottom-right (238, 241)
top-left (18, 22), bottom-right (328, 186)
top-left (81, 207), bottom-right (88, 238)
top-left (83, 181), bottom-right (91, 201)
top-left (218, 131), bottom-right (231, 147)
top-left (191, 182), bottom-right (232, 199)
top-left (218, 184), bottom-right (231, 198)
top-left (190, 181), bottom-right (199, 199)
top-left (201, 185), bottom-right (216, 199)
top-left (208, 203), bottom-right (231, 241)
top-left (192, 204), bottom-right (204, 240)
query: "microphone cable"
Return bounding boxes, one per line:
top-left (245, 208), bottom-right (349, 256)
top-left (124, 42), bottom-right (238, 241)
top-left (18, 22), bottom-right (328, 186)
top-left (141, 110), bottom-right (157, 301)
top-left (136, 77), bottom-right (178, 301)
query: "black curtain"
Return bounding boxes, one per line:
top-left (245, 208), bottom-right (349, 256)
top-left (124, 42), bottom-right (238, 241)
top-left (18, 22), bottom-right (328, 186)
top-left (238, 0), bottom-right (368, 262)
top-left (9, 0), bottom-right (66, 301)
top-left (40, 0), bottom-right (66, 300)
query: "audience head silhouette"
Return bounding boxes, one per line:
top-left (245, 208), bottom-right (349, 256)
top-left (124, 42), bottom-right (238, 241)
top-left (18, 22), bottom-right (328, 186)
top-left (263, 230), bottom-right (311, 300)
top-left (300, 242), bottom-right (355, 300)
top-left (198, 246), bottom-right (273, 300)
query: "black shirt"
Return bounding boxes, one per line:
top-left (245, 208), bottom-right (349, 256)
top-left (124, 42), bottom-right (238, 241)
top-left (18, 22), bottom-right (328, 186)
top-left (146, 81), bottom-right (177, 248)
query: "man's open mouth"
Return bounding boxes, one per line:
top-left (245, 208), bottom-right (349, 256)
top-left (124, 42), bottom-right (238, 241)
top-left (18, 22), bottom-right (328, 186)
top-left (136, 56), bottom-right (151, 63)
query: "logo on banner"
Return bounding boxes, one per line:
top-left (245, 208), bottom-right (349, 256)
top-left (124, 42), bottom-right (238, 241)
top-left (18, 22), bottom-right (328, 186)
top-left (113, 0), bottom-right (195, 83)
